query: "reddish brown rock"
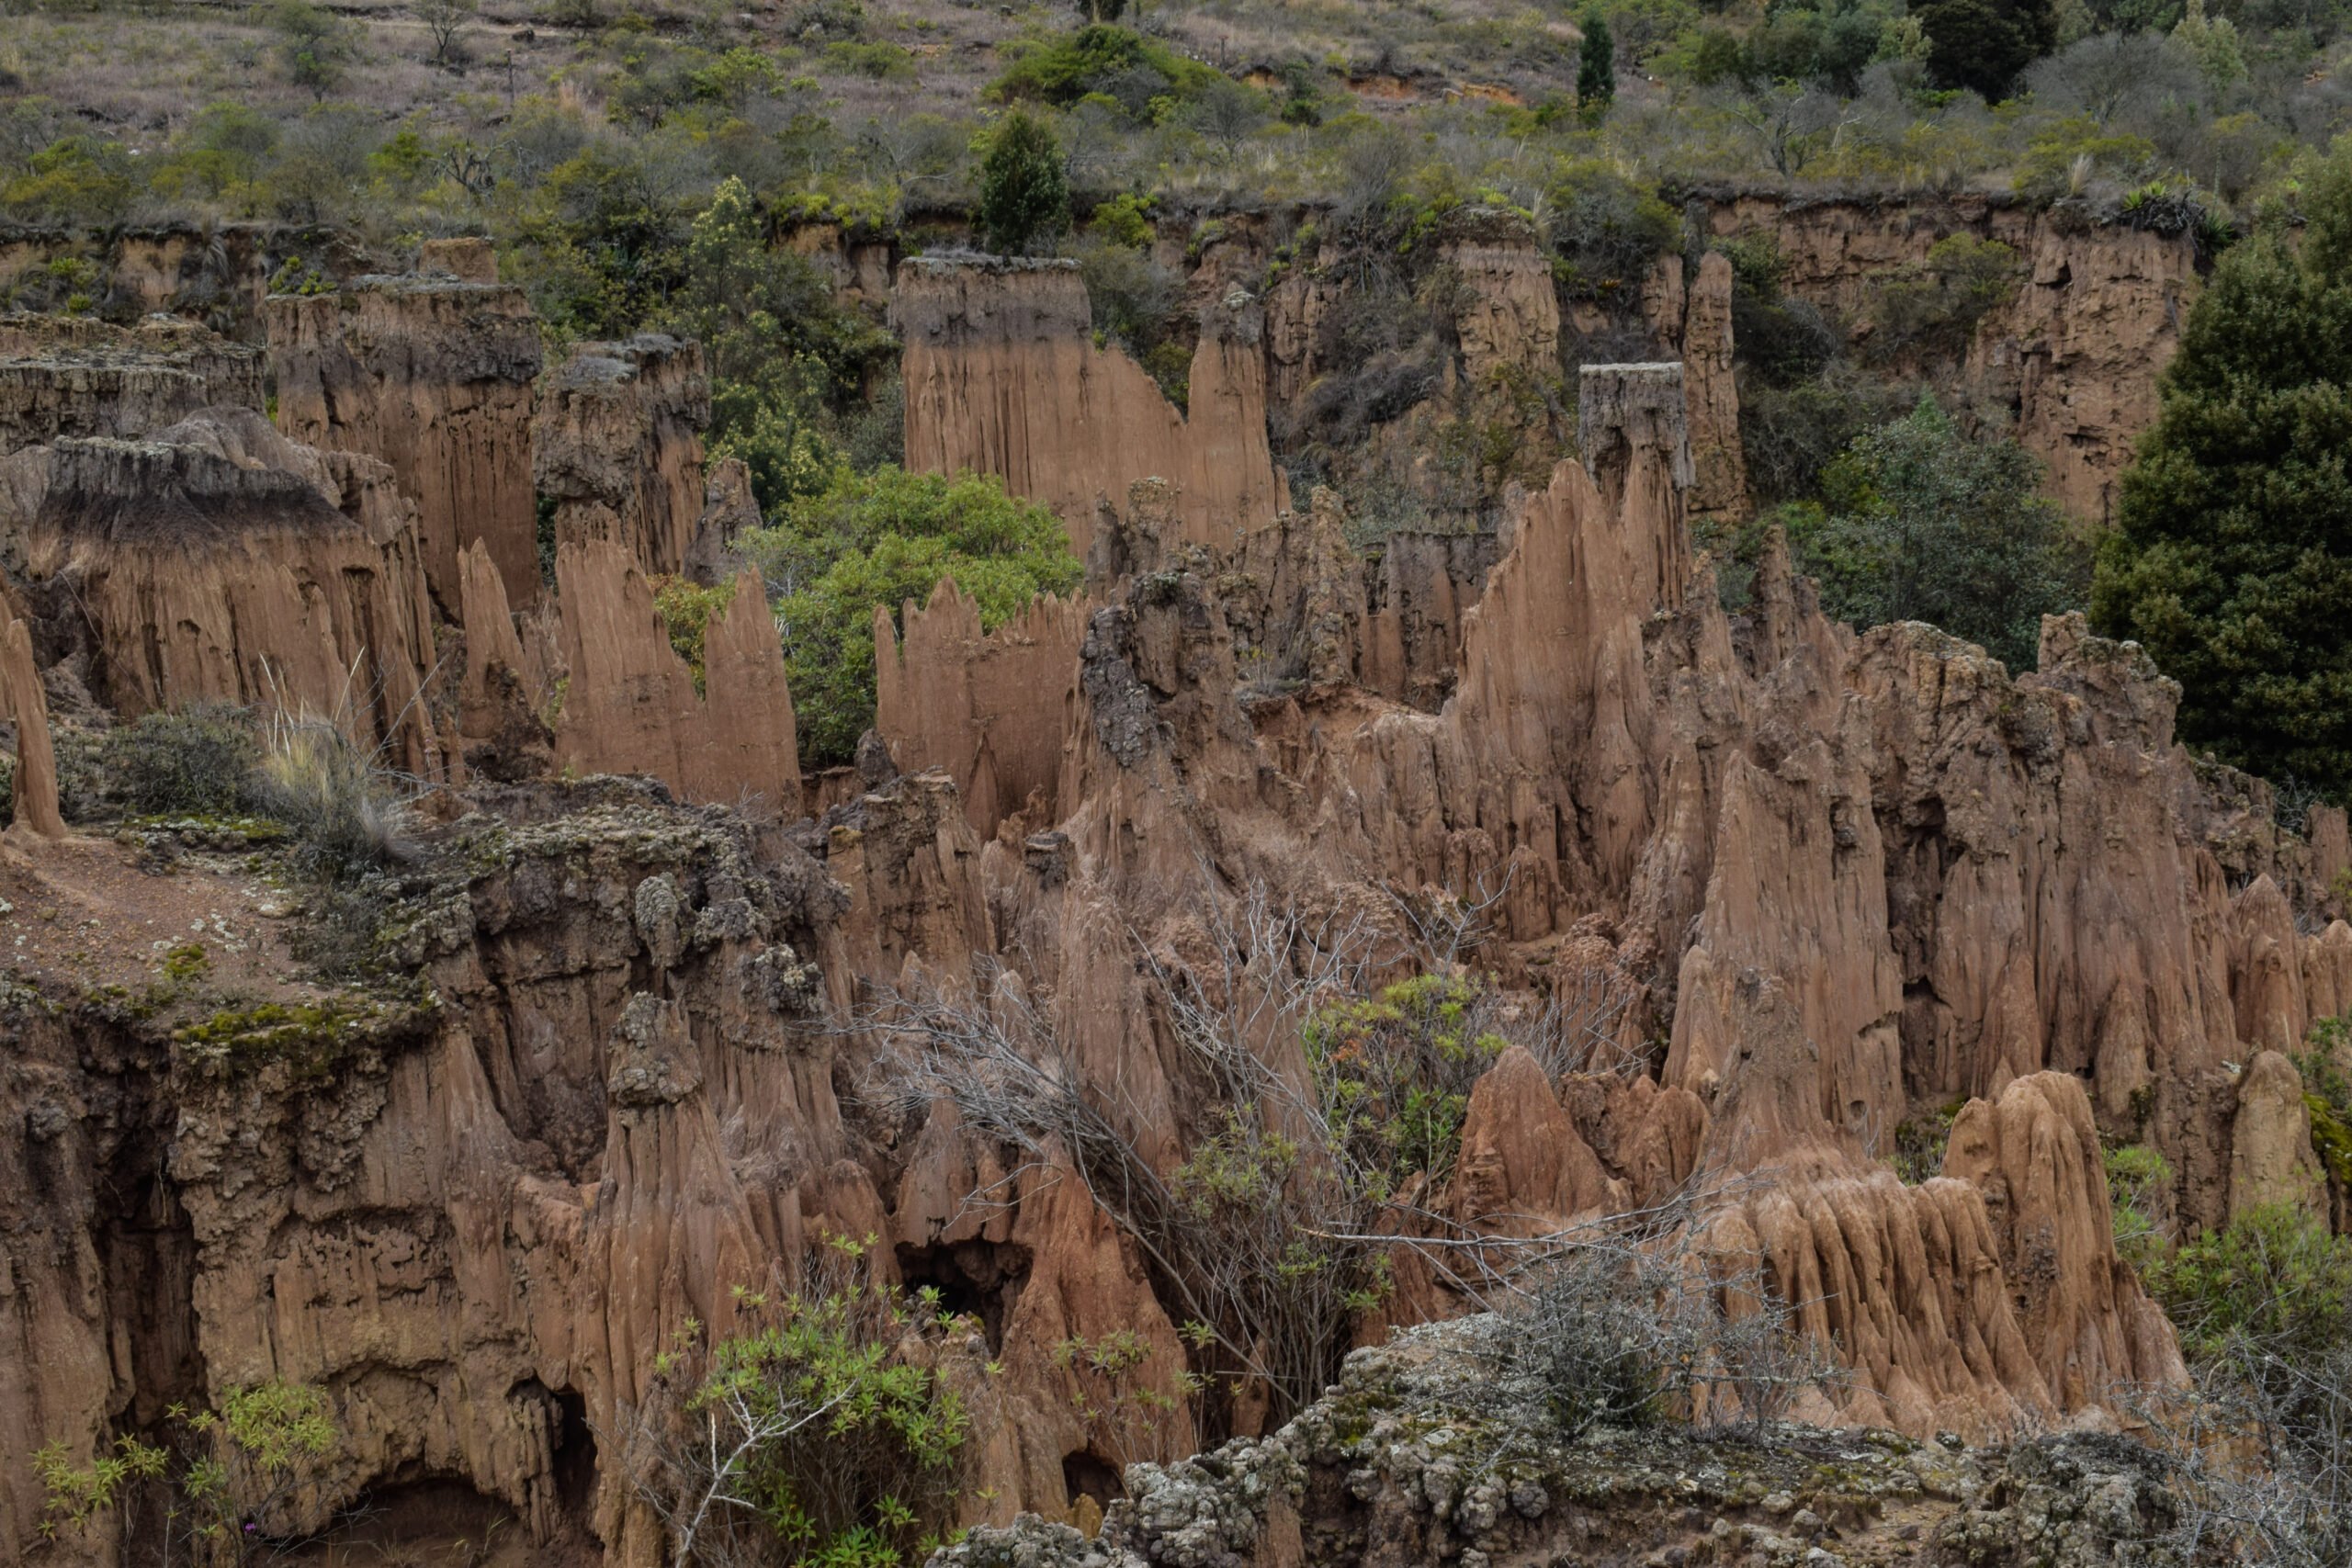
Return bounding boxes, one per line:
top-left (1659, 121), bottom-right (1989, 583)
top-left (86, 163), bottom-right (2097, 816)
top-left (532, 538), bottom-right (803, 817)
top-left (873, 581), bottom-right (1087, 838)
top-left (534, 335), bottom-right (712, 578)
top-left (2, 615), bottom-right (62, 837)
top-left (898, 256), bottom-right (1286, 552)
top-left (0, 407), bottom-right (442, 774)
top-left (265, 270), bottom-right (544, 610)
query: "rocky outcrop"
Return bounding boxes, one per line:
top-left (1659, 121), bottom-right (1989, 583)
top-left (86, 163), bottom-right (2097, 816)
top-left (1642, 252), bottom-right (1747, 521)
top-left (2, 614), bottom-right (62, 836)
top-left (898, 256), bottom-right (1287, 552)
top-left (0, 407), bottom-right (442, 773)
top-left (942, 1317), bottom-right (2189, 1568)
top-left (265, 268), bottom-right (544, 610)
top-left (534, 334), bottom-right (712, 578)
top-left (0, 312), bottom-right (263, 456)
top-left (874, 581), bottom-right (1088, 837)
top-left (1701, 194), bottom-right (2197, 523)
top-left (458, 537), bottom-right (803, 817)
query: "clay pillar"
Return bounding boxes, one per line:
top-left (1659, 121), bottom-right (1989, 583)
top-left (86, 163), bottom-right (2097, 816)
top-left (3, 617), bottom-right (64, 838)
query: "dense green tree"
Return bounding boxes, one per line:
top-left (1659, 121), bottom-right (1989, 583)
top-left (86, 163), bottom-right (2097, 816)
top-left (1577, 12), bottom-right (1617, 115)
top-left (2091, 149), bottom-right (2352, 792)
top-left (741, 468), bottom-right (1082, 765)
top-left (1755, 395), bottom-right (2087, 669)
top-left (662, 177), bottom-right (898, 512)
top-left (977, 111), bottom-right (1070, 255)
top-left (1914, 0), bottom-right (2057, 98)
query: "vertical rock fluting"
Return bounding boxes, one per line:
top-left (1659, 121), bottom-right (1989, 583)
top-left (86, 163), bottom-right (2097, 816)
top-left (0, 407), bottom-right (443, 775)
top-left (534, 334), bottom-right (713, 578)
top-left (873, 581), bottom-right (1088, 838)
top-left (0, 312), bottom-right (264, 456)
top-left (2, 614), bottom-right (62, 836)
top-left (264, 267), bottom-right (544, 610)
top-left (460, 537), bottom-right (804, 816)
top-left (896, 256), bottom-right (1287, 552)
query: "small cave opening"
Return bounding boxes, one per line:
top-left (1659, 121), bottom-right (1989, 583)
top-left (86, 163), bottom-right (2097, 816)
top-left (895, 1239), bottom-right (1031, 1353)
top-left (1063, 1449), bottom-right (1125, 1513)
top-left (552, 1385), bottom-right (598, 1522)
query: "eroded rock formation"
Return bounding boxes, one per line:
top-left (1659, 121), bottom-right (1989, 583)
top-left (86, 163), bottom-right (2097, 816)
top-left (874, 580), bottom-right (1088, 838)
top-left (265, 265), bottom-right (545, 609)
top-left (2, 614), bottom-right (62, 836)
top-left (458, 536), bottom-right (803, 818)
top-left (535, 334), bottom-right (712, 577)
top-left (0, 312), bottom-right (263, 456)
top-left (0, 406), bottom-right (442, 773)
top-left (898, 255), bottom-right (1287, 551)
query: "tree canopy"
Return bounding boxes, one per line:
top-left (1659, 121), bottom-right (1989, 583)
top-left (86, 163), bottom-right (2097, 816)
top-left (2091, 140), bottom-right (2352, 792)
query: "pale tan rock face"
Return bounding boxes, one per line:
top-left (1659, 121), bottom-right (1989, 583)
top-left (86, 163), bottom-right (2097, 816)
top-left (265, 272), bottom-right (545, 611)
top-left (535, 334), bottom-right (712, 578)
top-left (897, 256), bottom-right (1287, 552)
top-left (0, 407), bottom-right (443, 774)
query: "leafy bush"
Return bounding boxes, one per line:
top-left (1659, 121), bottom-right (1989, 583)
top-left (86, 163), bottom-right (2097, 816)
top-left (75, 707), bottom-right (262, 819)
top-left (1781, 394), bottom-right (2089, 669)
top-left (2151, 1201), bottom-right (2352, 1372)
top-left (741, 467), bottom-right (1081, 766)
top-left (633, 1239), bottom-right (972, 1568)
top-left (989, 25), bottom-right (1218, 115)
top-left (978, 110), bottom-right (1070, 255)
top-left (1545, 162), bottom-right (1679, 300)
top-left (2105, 1143), bottom-right (2173, 1271)
top-left (662, 177), bottom-right (899, 513)
top-left (1302, 973), bottom-right (1507, 1194)
top-left (262, 0), bottom-right (357, 99)
top-left (651, 575), bottom-right (741, 694)
top-left (1914, 0), bottom-right (2059, 99)
top-left (36, 1380), bottom-right (337, 1555)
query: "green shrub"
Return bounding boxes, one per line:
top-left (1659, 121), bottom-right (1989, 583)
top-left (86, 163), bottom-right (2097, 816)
top-left (2105, 1143), bottom-right (2173, 1270)
top-left (978, 110), bottom-right (1070, 255)
top-left (1545, 162), bottom-right (1679, 301)
top-left (741, 467), bottom-right (1081, 767)
top-left (1302, 973), bottom-right (1508, 1194)
top-left (989, 25), bottom-right (1217, 114)
top-left (637, 1239), bottom-right (972, 1567)
top-left (650, 575), bottom-right (741, 694)
top-left (2151, 1201), bottom-right (2352, 1369)
top-left (1788, 394), bottom-right (2089, 670)
top-left (82, 707), bottom-right (263, 820)
top-left (261, 0), bottom-right (357, 99)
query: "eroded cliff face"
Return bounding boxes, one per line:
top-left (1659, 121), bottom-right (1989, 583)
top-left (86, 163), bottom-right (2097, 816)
top-left (264, 266), bottom-right (545, 611)
top-left (535, 335), bottom-right (713, 578)
top-left (0, 405), bottom-right (443, 774)
top-left (457, 536), bottom-right (803, 818)
top-left (1700, 193), bottom-right (2198, 524)
top-left (898, 256), bottom-right (1288, 552)
top-left (0, 265), bottom-right (2338, 1568)
top-left (0, 312), bottom-right (263, 455)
